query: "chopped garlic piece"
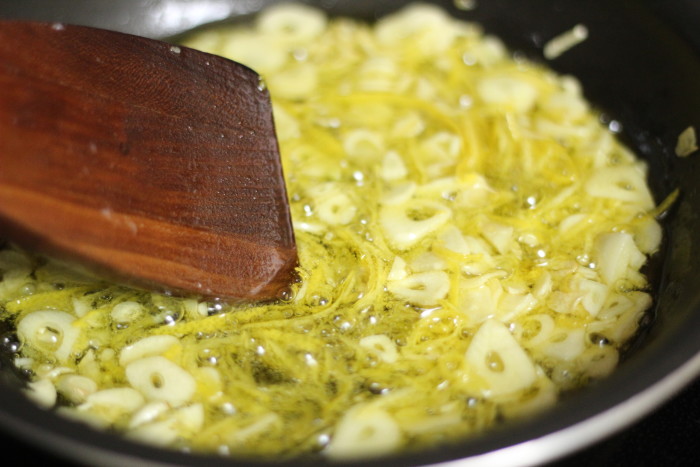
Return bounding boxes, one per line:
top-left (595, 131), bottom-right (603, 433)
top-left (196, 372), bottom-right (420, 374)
top-left (129, 401), bottom-right (170, 429)
top-left (543, 24), bottom-right (589, 60)
top-left (465, 319), bottom-right (537, 397)
top-left (56, 374), bottom-right (98, 404)
top-left (375, 3), bottom-right (457, 53)
top-left (315, 191), bottom-right (356, 225)
top-left (585, 164), bottom-right (654, 209)
top-left (594, 232), bottom-right (645, 285)
top-left (675, 126), bottom-right (698, 157)
top-left (17, 310), bottom-right (79, 363)
top-left (575, 279), bottom-right (609, 317)
top-left (381, 181), bottom-right (417, 206)
top-left (380, 200), bottom-right (451, 250)
top-left (359, 335), bottom-right (399, 363)
top-left (541, 328), bottom-right (585, 361)
top-left (119, 335), bottom-right (181, 366)
top-left (388, 271), bottom-right (450, 307)
top-left (82, 388), bottom-right (145, 415)
top-left (325, 405), bottom-right (402, 459)
top-left (381, 150), bottom-right (409, 181)
top-left (477, 75), bottom-right (538, 113)
top-left (127, 404), bottom-right (205, 447)
top-left (24, 378), bottom-right (57, 409)
top-left (343, 129), bottom-right (385, 160)
top-left (126, 356), bottom-right (196, 406)
top-left (634, 216), bottom-right (663, 254)
top-left (387, 256), bottom-right (408, 281)
top-left (257, 3), bottom-right (327, 44)
top-left (110, 301), bottom-right (144, 324)
top-left (268, 64), bottom-right (318, 100)
top-left (481, 220), bottom-right (514, 254)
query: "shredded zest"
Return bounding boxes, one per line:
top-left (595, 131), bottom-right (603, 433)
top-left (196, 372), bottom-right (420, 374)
top-left (0, 3), bottom-right (663, 460)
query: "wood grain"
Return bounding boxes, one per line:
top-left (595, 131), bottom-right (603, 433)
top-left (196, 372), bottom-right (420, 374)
top-left (0, 21), bottom-right (298, 301)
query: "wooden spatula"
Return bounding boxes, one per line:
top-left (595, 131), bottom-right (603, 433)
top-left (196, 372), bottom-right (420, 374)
top-left (0, 21), bottom-right (298, 301)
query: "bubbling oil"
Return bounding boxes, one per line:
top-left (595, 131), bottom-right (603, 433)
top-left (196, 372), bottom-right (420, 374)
top-left (0, 2), bottom-right (664, 461)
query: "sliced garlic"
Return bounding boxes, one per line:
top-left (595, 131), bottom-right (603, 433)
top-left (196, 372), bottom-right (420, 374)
top-left (439, 224), bottom-right (470, 254)
top-left (540, 328), bottom-right (585, 361)
top-left (410, 252), bottom-right (447, 272)
top-left (465, 319), bottom-right (537, 397)
top-left (497, 292), bottom-right (537, 321)
top-left (391, 112), bottom-right (426, 138)
top-left (375, 3), bottom-right (457, 53)
top-left (387, 256), bottom-right (408, 281)
top-left (359, 334), bottom-right (399, 364)
top-left (518, 313), bottom-right (556, 347)
top-left (480, 220), bottom-right (514, 255)
top-left (380, 150), bottom-right (409, 181)
top-left (82, 387), bottom-right (145, 414)
top-left (268, 63), bottom-right (318, 101)
top-left (575, 278), bottom-right (609, 317)
top-left (634, 216), bottom-right (663, 255)
top-left (387, 271), bottom-right (450, 307)
top-left (585, 164), bottom-right (654, 209)
top-left (325, 405), bottom-right (402, 459)
top-left (380, 200), bottom-right (451, 250)
top-left (419, 132), bottom-right (462, 163)
top-left (110, 301), bottom-right (144, 324)
top-left (127, 403), bottom-right (205, 447)
top-left (271, 103), bottom-right (300, 141)
top-left (315, 191), bottom-right (356, 226)
top-left (458, 280), bottom-right (500, 326)
top-left (477, 75), bottom-right (538, 113)
top-left (56, 374), bottom-right (98, 404)
top-left (24, 378), bottom-right (57, 409)
top-left (125, 356), bottom-right (196, 406)
top-left (675, 126), bottom-right (698, 157)
top-left (532, 271), bottom-right (553, 300)
top-left (71, 297), bottom-right (91, 318)
top-left (343, 129), bottom-right (385, 161)
top-left (17, 310), bottom-right (79, 363)
top-left (593, 232), bottom-right (645, 285)
top-left (219, 32), bottom-right (286, 74)
top-left (579, 345), bottom-right (619, 379)
top-left (380, 181), bottom-right (417, 206)
top-left (129, 401), bottom-right (170, 429)
top-left (257, 3), bottom-right (327, 44)
top-left (119, 335), bottom-right (180, 366)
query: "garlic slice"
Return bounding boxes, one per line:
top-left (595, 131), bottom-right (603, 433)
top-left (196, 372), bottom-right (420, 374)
top-left (585, 164), bottom-right (654, 209)
top-left (387, 271), bottom-right (450, 307)
top-left (315, 191), bottom-right (356, 226)
top-left (17, 310), bottom-right (79, 363)
top-left (380, 200), bottom-right (451, 250)
top-left (110, 301), bottom-right (144, 324)
top-left (465, 319), bottom-right (537, 397)
top-left (81, 387), bottom-right (145, 416)
top-left (593, 232), bottom-right (645, 285)
top-left (125, 356), bottom-right (196, 406)
top-left (56, 374), bottom-right (98, 404)
top-left (359, 335), bottom-right (399, 364)
top-left (325, 405), bottom-right (402, 459)
top-left (119, 335), bottom-right (180, 367)
top-left (477, 75), bottom-right (538, 113)
top-left (257, 3), bottom-right (327, 44)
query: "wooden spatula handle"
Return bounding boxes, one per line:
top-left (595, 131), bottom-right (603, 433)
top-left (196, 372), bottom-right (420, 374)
top-left (0, 21), bottom-right (297, 301)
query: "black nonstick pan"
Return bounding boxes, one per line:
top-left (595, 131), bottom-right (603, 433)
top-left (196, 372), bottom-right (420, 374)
top-left (1, 1), bottom-right (700, 466)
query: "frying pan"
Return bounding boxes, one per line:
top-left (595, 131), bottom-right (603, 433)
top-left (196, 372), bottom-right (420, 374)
top-left (1, 1), bottom-right (700, 465)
